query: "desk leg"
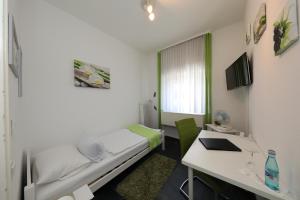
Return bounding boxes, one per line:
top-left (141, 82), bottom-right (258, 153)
top-left (188, 167), bottom-right (193, 200)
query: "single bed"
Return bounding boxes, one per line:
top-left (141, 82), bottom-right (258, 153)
top-left (25, 127), bottom-right (165, 200)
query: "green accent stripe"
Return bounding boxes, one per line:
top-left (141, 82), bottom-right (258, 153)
top-left (157, 52), bottom-right (162, 128)
top-left (128, 124), bottom-right (161, 149)
top-left (204, 33), bottom-right (212, 125)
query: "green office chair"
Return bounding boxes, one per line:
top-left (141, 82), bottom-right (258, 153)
top-left (175, 118), bottom-right (229, 200)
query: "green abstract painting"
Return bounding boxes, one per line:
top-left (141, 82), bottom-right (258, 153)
top-left (253, 3), bottom-right (267, 44)
top-left (74, 59), bottom-right (110, 89)
top-left (273, 0), bottom-right (299, 55)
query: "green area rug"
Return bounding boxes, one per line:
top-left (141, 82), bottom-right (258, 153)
top-left (116, 154), bottom-right (176, 200)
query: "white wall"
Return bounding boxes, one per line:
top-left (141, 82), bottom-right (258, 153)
top-left (245, 0), bottom-right (300, 199)
top-left (9, 0), bottom-right (144, 199)
top-left (141, 52), bottom-right (159, 128)
top-left (18, 0), bottom-right (144, 148)
top-left (212, 22), bottom-right (249, 134)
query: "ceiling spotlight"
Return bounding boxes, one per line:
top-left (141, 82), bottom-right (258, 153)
top-left (147, 4), bottom-right (153, 13)
top-left (149, 13), bottom-right (155, 21)
top-left (143, 0), bottom-right (156, 21)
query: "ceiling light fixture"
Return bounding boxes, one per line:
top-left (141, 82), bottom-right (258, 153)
top-left (148, 12), bottom-right (155, 21)
top-left (146, 4), bottom-right (153, 13)
top-left (144, 0), bottom-right (156, 21)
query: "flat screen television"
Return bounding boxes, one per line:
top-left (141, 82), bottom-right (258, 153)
top-left (226, 53), bottom-right (252, 90)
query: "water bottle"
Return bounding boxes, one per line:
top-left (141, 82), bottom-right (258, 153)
top-left (265, 149), bottom-right (279, 191)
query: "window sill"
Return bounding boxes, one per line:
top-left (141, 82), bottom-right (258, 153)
top-left (161, 111), bottom-right (204, 116)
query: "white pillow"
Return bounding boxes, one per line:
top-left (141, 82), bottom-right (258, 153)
top-left (77, 137), bottom-right (105, 162)
top-left (33, 145), bottom-right (91, 185)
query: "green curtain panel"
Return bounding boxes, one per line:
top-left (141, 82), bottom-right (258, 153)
top-left (157, 52), bottom-right (162, 128)
top-left (204, 33), bottom-right (212, 125)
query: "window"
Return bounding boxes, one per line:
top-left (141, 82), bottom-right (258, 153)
top-left (161, 37), bottom-right (205, 115)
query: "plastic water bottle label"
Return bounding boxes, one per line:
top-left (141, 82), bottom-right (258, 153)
top-left (265, 169), bottom-right (279, 190)
top-left (265, 170), bottom-right (273, 180)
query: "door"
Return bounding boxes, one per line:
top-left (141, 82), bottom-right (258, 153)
top-left (0, 0), bottom-right (11, 199)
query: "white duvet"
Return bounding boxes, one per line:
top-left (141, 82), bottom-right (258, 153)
top-left (98, 129), bottom-right (146, 155)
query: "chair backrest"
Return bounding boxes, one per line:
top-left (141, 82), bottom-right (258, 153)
top-left (175, 118), bottom-right (199, 158)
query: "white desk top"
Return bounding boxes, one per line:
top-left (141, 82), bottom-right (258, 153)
top-left (182, 130), bottom-right (294, 200)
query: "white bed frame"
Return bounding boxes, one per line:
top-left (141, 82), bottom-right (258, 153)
top-left (24, 131), bottom-right (165, 200)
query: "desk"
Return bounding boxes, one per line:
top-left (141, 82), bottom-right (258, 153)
top-left (181, 130), bottom-right (294, 200)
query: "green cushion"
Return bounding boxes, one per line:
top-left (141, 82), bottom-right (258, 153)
top-left (175, 118), bottom-right (199, 158)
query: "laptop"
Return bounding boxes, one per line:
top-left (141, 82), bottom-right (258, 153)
top-left (199, 138), bottom-right (241, 152)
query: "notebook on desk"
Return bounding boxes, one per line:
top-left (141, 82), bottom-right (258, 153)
top-left (199, 138), bottom-right (241, 152)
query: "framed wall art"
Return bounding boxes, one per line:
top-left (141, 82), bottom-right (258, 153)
top-left (273, 0), bottom-right (299, 55)
top-left (253, 3), bottom-right (267, 44)
top-left (74, 59), bottom-right (110, 89)
top-left (8, 14), bottom-right (20, 77)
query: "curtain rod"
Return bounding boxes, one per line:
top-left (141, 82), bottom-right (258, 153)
top-left (158, 30), bottom-right (211, 52)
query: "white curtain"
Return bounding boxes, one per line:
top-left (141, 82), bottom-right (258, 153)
top-left (161, 36), bottom-right (205, 115)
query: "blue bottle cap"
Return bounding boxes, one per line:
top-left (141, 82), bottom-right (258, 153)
top-left (268, 149), bottom-right (276, 155)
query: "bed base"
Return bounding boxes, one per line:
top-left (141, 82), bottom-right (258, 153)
top-left (25, 131), bottom-right (165, 200)
top-left (24, 150), bottom-right (36, 200)
top-left (89, 147), bottom-right (150, 192)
